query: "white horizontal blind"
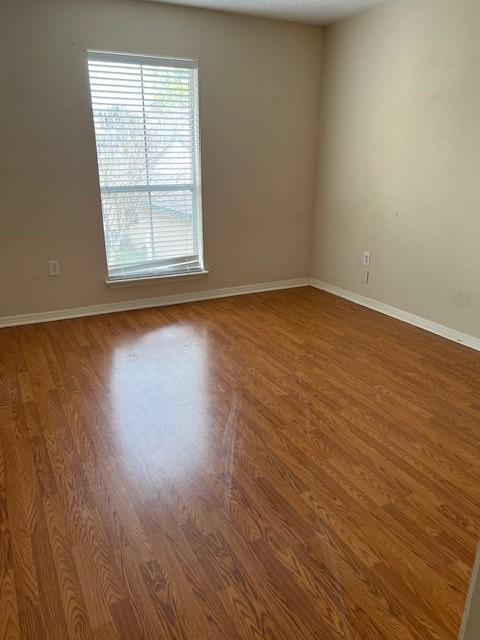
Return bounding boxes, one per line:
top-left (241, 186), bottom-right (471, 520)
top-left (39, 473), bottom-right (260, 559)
top-left (87, 52), bottom-right (203, 280)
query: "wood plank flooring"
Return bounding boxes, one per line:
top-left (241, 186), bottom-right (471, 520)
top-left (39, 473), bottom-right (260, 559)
top-left (0, 286), bottom-right (479, 640)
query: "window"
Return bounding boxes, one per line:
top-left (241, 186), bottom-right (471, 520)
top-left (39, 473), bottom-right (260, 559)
top-left (87, 51), bottom-right (204, 281)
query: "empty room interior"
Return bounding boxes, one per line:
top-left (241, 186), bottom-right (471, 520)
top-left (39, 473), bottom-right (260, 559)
top-left (1, 0), bottom-right (480, 638)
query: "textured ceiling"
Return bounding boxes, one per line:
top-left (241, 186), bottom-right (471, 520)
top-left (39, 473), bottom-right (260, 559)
top-left (149, 0), bottom-right (388, 25)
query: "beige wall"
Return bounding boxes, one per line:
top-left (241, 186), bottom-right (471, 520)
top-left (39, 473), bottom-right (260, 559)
top-left (3, 0), bottom-right (480, 339)
top-left (0, 0), bottom-right (322, 317)
top-left (311, 0), bottom-right (480, 338)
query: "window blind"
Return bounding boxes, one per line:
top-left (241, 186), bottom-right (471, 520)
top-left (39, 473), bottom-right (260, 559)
top-left (87, 52), bottom-right (204, 280)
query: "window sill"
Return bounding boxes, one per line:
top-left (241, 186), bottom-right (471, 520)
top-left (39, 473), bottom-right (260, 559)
top-left (105, 269), bottom-right (210, 288)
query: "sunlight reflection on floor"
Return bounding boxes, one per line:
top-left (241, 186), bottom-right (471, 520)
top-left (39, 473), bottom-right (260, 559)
top-left (109, 322), bottom-right (211, 490)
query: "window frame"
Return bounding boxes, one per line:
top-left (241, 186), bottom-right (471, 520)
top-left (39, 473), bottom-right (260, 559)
top-left (87, 50), bottom-right (206, 284)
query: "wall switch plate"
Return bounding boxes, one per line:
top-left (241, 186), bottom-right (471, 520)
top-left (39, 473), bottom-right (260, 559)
top-left (362, 270), bottom-right (370, 284)
top-left (49, 259), bottom-right (60, 276)
top-left (362, 251), bottom-right (371, 266)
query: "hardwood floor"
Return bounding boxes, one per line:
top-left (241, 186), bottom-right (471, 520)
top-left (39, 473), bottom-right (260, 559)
top-left (0, 286), bottom-right (479, 640)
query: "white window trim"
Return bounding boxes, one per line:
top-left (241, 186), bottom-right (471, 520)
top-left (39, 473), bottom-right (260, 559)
top-left (105, 269), bottom-right (210, 288)
top-left (87, 50), bottom-right (206, 284)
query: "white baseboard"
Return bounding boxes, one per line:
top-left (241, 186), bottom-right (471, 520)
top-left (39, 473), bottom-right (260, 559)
top-left (3, 278), bottom-right (479, 353)
top-left (0, 278), bottom-right (309, 329)
top-left (310, 279), bottom-right (480, 352)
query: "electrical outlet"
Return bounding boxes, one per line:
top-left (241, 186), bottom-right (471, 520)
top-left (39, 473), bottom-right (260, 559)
top-left (362, 251), bottom-right (371, 267)
top-left (362, 270), bottom-right (370, 284)
top-left (48, 259), bottom-right (60, 276)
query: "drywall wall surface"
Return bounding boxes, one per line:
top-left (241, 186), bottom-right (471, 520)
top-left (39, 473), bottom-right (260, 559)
top-left (0, 0), bottom-right (321, 316)
top-left (311, 0), bottom-right (480, 338)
